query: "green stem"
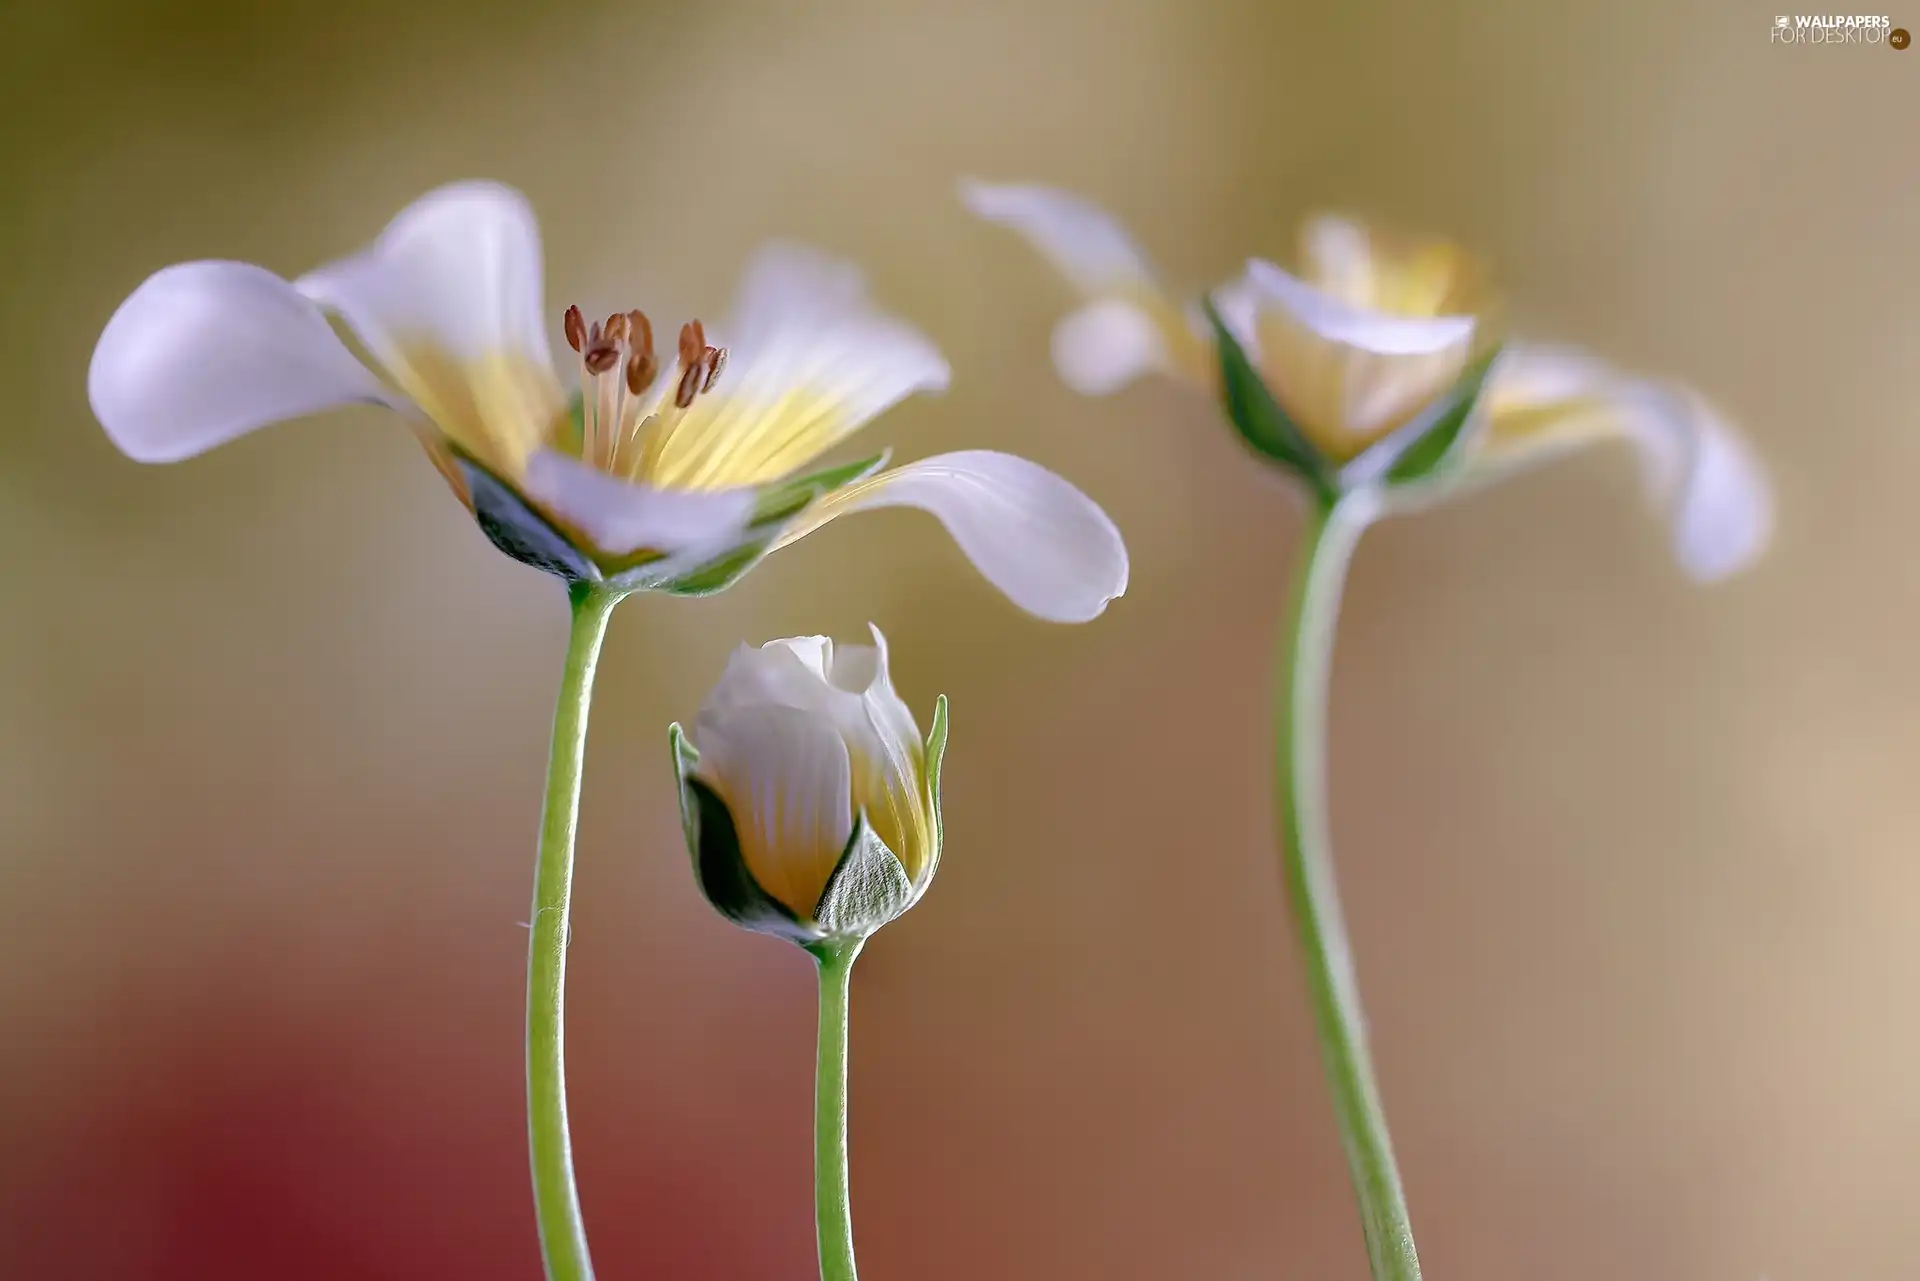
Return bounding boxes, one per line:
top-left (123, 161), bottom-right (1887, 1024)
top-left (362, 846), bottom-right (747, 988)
top-left (527, 580), bottom-right (624, 1281)
top-left (809, 937), bottom-right (865, 1281)
top-left (1275, 496), bottom-right (1421, 1281)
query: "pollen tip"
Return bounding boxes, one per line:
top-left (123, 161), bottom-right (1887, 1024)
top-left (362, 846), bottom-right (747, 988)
top-left (626, 351), bottom-right (658, 396)
top-left (674, 361), bottom-right (703, 410)
top-left (563, 305), bottom-right (587, 353)
top-left (604, 312), bottom-right (630, 345)
top-left (584, 343), bottom-right (621, 376)
top-left (628, 309), bottom-right (653, 358)
top-left (701, 345), bottom-right (727, 393)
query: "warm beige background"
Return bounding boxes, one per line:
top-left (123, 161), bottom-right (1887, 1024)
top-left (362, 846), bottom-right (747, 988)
top-left (1, 0), bottom-right (1914, 1277)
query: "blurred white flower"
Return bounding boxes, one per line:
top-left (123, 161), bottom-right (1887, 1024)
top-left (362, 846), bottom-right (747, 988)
top-left (90, 182), bottom-right (1129, 619)
top-left (670, 627), bottom-right (945, 942)
top-left (963, 179), bottom-right (1772, 580)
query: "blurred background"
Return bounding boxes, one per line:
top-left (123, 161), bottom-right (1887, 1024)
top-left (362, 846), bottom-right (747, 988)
top-left (2, 0), bottom-right (1914, 1277)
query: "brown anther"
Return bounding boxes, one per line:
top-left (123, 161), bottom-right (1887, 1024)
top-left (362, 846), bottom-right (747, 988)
top-left (563, 305), bottom-right (587, 353)
top-left (674, 359), bottom-right (704, 410)
top-left (584, 342), bottom-right (621, 376)
top-left (677, 320), bottom-right (706, 368)
top-left (603, 312), bottom-right (631, 345)
top-left (625, 350), bottom-right (658, 396)
top-left (700, 345), bottom-right (727, 393)
top-left (626, 310), bottom-right (653, 360)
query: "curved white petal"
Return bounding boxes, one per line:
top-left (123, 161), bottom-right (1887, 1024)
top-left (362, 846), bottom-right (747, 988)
top-left (959, 179), bottom-right (1161, 298)
top-left (832, 624), bottom-right (934, 879)
top-left (1480, 347), bottom-right (1773, 580)
top-left (1625, 386), bottom-right (1774, 581)
top-left (1051, 299), bottom-right (1167, 395)
top-left (701, 635), bottom-right (888, 769)
top-left (88, 261), bottom-right (393, 463)
top-left (691, 704), bottom-right (853, 918)
top-left (778, 449), bottom-right (1129, 623)
top-left (827, 625), bottom-right (923, 768)
top-left (704, 637), bottom-right (849, 724)
top-left (641, 243), bottom-right (950, 490)
top-left (296, 181), bottom-right (552, 373)
top-left (521, 450), bottom-right (757, 558)
top-left (1244, 258), bottom-right (1476, 356)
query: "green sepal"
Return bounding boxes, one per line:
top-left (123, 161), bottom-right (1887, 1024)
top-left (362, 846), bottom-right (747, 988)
top-left (750, 451), bottom-right (890, 527)
top-left (666, 724), bottom-right (818, 943)
top-left (1373, 344), bottom-right (1505, 489)
top-left (1203, 300), bottom-right (1338, 504)
top-left (628, 538), bottom-right (774, 597)
top-left (456, 456), bottom-right (600, 583)
top-left (915, 694), bottom-right (949, 897)
top-left (812, 816), bottom-right (913, 938)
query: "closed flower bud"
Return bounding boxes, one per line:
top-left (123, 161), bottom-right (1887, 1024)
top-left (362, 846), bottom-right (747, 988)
top-left (668, 627), bottom-right (947, 944)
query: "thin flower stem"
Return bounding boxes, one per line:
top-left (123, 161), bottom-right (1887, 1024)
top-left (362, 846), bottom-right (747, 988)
top-left (527, 580), bottom-right (624, 1281)
top-left (1274, 495), bottom-right (1421, 1281)
top-left (809, 936), bottom-right (866, 1281)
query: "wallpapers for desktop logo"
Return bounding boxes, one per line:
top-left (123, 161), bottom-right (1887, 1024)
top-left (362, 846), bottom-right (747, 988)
top-left (1770, 13), bottom-right (1908, 44)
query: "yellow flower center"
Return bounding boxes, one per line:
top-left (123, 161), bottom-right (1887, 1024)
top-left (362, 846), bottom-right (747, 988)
top-left (561, 304), bottom-right (729, 484)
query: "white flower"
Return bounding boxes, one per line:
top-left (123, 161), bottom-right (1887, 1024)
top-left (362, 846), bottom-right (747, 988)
top-left (90, 181), bottom-right (1130, 620)
top-left (670, 627), bottom-right (945, 941)
top-left (963, 179), bottom-right (1772, 581)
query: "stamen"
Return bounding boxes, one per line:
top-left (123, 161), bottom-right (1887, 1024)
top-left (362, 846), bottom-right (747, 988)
top-left (563, 305), bottom-right (587, 354)
top-left (701, 346), bottom-right (728, 393)
top-left (626, 350), bottom-right (658, 396)
top-left (627, 310), bottom-right (652, 357)
top-left (603, 312), bottom-right (630, 346)
top-left (584, 342), bottom-right (621, 376)
top-left (674, 359), bottom-right (705, 410)
top-left (677, 320), bottom-right (706, 369)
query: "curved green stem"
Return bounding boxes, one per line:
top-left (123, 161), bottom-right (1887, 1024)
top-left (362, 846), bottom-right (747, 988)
top-left (1275, 496), bottom-right (1421, 1281)
top-left (527, 580), bottom-right (624, 1281)
top-left (809, 937), bottom-right (865, 1281)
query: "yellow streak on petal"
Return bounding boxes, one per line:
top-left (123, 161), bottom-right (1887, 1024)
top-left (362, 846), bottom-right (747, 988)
top-left (384, 341), bottom-right (567, 482)
top-left (848, 740), bottom-right (931, 883)
top-left (1480, 392), bottom-right (1628, 460)
top-left (1255, 311), bottom-right (1473, 461)
top-left (708, 773), bottom-right (844, 920)
top-left (1304, 216), bottom-right (1485, 318)
top-left (642, 387), bottom-right (854, 491)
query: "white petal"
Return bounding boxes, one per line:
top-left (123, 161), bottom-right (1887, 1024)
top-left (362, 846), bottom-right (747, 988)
top-left (701, 635), bottom-right (887, 770)
top-left (88, 262), bottom-right (392, 463)
top-left (827, 625), bottom-right (922, 755)
top-left (1244, 258), bottom-right (1476, 356)
top-left (1299, 216), bottom-right (1376, 303)
top-left (521, 450), bottom-right (757, 558)
top-left (296, 181), bottom-right (552, 373)
top-left (703, 637), bottom-right (847, 723)
top-left (691, 704), bottom-right (853, 917)
top-left (832, 624), bottom-right (933, 880)
top-left (1480, 347), bottom-right (1773, 581)
top-left (1486, 343), bottom-right (1621, 414)
top-left (1624, 386), bottom-right (1774, 582)
top-left (959, 179), bottom-right (1161, 298)
top-left (641, 243), bottom-right (950, 490)
top-left (1051, 299), bottom-right (1168, 395)
top-left (779, 450), bottom-right (1130, 623)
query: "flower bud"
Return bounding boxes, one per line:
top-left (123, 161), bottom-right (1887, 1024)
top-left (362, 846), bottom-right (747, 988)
top-left (668, 627), bottom-right (947, 944)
